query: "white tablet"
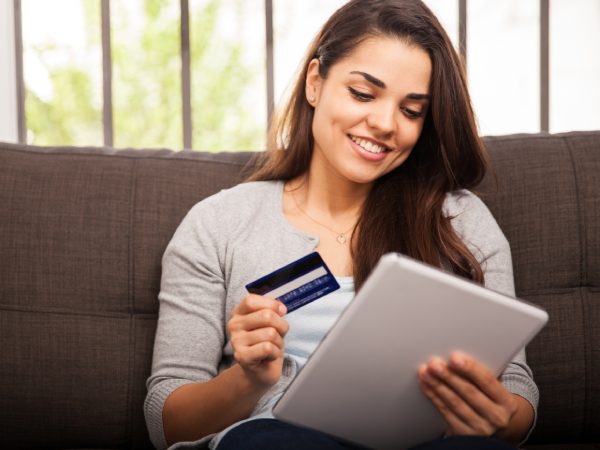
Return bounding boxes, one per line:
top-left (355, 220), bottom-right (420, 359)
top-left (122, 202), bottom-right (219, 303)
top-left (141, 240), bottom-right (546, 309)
top-left (273, 253), bottom-right (548, 450)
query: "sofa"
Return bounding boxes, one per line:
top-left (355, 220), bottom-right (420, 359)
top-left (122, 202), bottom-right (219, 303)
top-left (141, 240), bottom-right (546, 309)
top-left (0, 131), bottom-right (598, 449)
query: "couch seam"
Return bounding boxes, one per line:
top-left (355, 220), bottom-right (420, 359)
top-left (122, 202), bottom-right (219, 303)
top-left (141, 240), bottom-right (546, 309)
top-left (564, 135), bottom-right (590, 439)
top-left (0, 304), bottom-right (156, 319)
top-left (517, 286), bottom-right (595, 296)
top-left (127, 158), bottom-right (138, 448)
top-left (564, 136), bottom-right (589, 307)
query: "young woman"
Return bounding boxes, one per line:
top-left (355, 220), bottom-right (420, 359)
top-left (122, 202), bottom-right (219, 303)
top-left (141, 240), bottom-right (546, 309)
top-left (144, 1), bottom-right (538, 449)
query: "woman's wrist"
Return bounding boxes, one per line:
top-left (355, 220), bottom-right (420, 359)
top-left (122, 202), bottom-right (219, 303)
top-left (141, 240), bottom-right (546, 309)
top-left (494, 394), bottom-right (535, 444)
top-left (225, 363), bottom-right (274, 401)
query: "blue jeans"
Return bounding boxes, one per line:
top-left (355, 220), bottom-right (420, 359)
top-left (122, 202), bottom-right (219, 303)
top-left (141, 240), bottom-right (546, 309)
top-left (215, 418), bottom-right (519, 450)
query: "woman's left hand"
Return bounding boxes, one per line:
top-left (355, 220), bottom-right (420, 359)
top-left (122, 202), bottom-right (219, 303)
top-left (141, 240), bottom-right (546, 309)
top-left (418, 352), bottom-right (519, 438)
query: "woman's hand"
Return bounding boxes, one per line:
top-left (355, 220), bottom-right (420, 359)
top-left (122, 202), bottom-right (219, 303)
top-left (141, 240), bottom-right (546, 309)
top-left (418, 352), bottom-right (531, 441)
top-left (227, 294), bottom-right (289, 389)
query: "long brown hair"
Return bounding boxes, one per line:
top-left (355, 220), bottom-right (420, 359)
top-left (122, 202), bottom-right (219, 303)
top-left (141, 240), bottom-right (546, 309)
top-left (248, 0), bottom-right (487, 291)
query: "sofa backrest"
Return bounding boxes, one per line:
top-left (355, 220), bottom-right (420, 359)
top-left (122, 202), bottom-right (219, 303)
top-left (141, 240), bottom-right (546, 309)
top-left (0, 145), bottom-right (255, 449)
top-left (478, 132), bottom-right (600, 444)
top-left (0, 132), bottom-right (598, 448)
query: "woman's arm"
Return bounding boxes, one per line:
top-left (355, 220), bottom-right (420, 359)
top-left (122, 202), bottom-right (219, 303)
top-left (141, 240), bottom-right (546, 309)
top-left (145, 193), bottom-right (290, 449)
top-left (162, 294), bottom-right (289, 446)
top-left (162, 363), bottom-right (267, 445)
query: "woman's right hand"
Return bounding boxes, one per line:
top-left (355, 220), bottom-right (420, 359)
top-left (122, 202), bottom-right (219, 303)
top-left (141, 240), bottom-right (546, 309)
top-left (227, 294), bottom-right (289, 389)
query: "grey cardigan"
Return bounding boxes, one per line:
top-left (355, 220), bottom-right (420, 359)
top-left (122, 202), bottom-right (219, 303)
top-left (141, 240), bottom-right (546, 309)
top-left (144, 180), bottom-right (539, 450)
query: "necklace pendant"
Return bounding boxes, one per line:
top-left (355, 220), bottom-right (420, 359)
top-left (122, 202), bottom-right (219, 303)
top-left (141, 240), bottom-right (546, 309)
top-left (336, 233), bottom-right (347, 244)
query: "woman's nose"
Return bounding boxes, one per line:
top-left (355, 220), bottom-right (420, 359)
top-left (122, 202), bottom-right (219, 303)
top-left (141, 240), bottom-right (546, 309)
top-left (366, 103), bottom-right (396, 136)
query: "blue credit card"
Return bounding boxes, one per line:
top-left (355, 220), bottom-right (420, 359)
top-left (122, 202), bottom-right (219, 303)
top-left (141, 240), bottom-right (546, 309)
top-left (245, 252), bottom-right (340, 313)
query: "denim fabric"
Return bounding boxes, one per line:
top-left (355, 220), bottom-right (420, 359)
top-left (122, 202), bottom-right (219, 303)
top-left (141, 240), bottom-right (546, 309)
top-left (215, 418), bottom-right (518, 450)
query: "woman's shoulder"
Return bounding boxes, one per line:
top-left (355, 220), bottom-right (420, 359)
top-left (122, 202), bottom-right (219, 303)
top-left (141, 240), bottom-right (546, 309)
top-left (442, 189), bottom-right (509, 254)
top-left (168, 180), bottom-right (283, 255)
top-left (220, 179), bottom-right (281, 198)
top-left (443, 191), bottom-right (515, 294)
top-left (442, 189), bottom-right (499, 231)
top-left (442, 189), bottom-right (488, 217)
top-left (187, 180), bottom-right (281, 218)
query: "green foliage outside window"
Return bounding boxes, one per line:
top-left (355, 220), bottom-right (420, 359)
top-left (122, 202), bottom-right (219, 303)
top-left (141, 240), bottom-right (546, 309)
top-left (190, 0), bottom-right (265, 152)
top-left (25, 0), bottom-right (103, 147)
top-left (24, 0), bottom-right (265, 152)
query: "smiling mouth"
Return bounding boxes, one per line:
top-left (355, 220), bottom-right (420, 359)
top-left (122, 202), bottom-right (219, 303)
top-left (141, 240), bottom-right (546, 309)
top-left (348, 134), bottom-right (391, 154)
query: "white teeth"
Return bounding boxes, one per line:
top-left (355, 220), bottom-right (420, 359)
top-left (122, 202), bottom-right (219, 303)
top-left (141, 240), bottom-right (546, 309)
top-left (350, 135), bottom-right (387, 154)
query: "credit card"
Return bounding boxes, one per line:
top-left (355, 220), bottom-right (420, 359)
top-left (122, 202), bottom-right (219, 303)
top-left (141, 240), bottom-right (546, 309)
top-left (245, 252), bottom-right (340, 313)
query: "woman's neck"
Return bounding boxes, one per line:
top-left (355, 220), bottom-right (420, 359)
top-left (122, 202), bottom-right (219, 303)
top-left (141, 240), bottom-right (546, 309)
top-left (290, 161), bottom-right (371, 223)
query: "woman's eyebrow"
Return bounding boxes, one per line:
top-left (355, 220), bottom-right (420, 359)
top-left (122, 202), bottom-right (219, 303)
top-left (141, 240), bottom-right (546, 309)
top-left (406, 93), bottom-right (431, 101)
top-left (350, 70), bottom-right (386, 88)
top-left (349, 70), bottom-right (431, 100)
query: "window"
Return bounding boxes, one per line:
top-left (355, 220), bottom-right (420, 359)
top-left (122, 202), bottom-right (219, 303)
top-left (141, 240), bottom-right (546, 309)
top-left (424, 0), bottom-right (459, 46)
top-left (273, 0), bottom-right (347, 105)
top-left (550, 0), bottom-right (600, 133)
top-left (22, 0), bottom-right (103, 146)
top-left (190, 0), bottom-right (267, 151)
top-left (110, 0), bottom-right (183, 149)
top-left (7, 0), bottom-right (600, 150)
top-left (468, 0), bottom-right (540, 136)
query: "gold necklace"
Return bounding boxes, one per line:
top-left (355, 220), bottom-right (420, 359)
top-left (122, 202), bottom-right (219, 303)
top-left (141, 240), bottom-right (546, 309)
top-left (289, 187), bottom-right (357, 245)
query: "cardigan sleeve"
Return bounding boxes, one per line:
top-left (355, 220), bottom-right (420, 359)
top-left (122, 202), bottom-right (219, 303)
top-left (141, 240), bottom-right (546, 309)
top-left (144, 193), bottom-right (228, 450)
top-left (445, 189), bottom-right (539, 442)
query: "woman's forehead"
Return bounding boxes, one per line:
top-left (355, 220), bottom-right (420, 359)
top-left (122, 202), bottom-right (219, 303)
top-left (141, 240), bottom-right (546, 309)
top-left (331, 36), bottom-right (432, 93)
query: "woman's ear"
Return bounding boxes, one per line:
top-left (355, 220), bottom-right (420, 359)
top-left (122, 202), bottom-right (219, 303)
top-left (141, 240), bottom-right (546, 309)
top-left (305, 58), bottom-right (322, 106)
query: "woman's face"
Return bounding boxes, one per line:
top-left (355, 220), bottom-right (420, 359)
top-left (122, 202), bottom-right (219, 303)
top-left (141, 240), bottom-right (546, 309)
top-left (306, 35), bottom-right (432, 186)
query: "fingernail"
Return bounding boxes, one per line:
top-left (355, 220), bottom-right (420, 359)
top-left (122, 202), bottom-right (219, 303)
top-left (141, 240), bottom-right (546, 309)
top-left (278, 303), bottom-right (287, 315)
top-left (419, 366), bottom-right (432, 382)
top-left (451, 353), bottom-right (465, 368)
top-left (431, 360), bottom-right (445, 375)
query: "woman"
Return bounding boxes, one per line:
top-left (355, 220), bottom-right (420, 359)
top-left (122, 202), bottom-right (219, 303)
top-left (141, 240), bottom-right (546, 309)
top-left (144, 1), bottom-right (538, 449)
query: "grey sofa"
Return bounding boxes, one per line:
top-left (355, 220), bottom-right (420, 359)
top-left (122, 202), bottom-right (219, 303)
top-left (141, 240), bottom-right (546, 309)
top-left (0, 131), bottom-right (598, 449)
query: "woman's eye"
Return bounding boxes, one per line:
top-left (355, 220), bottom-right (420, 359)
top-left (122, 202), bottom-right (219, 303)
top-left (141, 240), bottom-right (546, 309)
top-left (402, 107), bottom-right (425, 119)
top-left (348, 87), bottom-right (373, 102)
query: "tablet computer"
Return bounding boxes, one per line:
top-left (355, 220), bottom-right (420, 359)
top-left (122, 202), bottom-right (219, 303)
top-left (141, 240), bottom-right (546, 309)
top-left (272, 253), bottom-right (548, 450)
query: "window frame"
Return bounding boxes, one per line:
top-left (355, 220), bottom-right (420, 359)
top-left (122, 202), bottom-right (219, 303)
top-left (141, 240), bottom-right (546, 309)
top-left (10, 0), bottom-right (553, 148)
